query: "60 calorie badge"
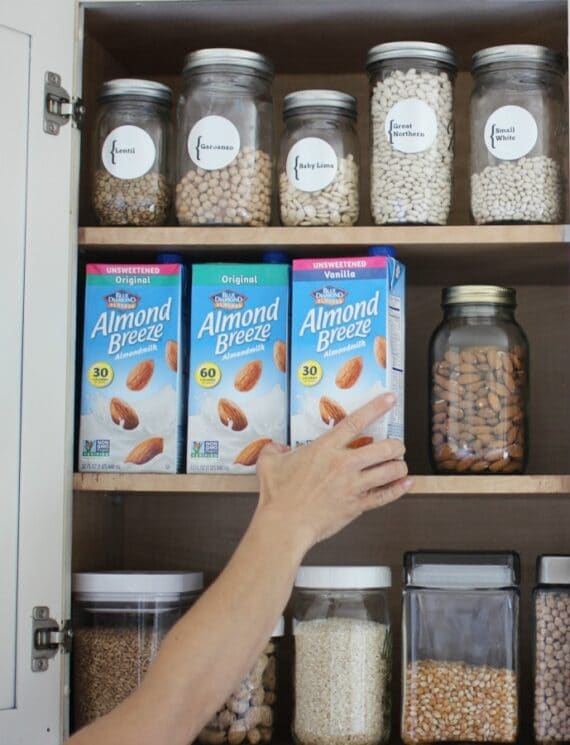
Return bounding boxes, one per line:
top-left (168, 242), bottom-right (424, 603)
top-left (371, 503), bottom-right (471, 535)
top-left (195, 361), bottom-right (222, 388)
top-left (297, 360), bottom-right (323, 386)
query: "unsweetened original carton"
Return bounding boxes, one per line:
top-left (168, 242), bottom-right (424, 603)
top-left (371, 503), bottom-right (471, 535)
top-left (290, 255), bottom-right (405, 447)
top-left (79, 263), bottom-right (185, 472)
top-left (187, 263), bottom-right (289, 473)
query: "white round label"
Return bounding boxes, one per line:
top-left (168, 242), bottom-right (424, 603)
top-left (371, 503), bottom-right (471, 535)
top-left (484, 105), bottom-right (538, 160)
top-left (101, 125), bottom-right (156, 179)
top-left (188, 115), bottom-right (240, 170)
top-left (384, 98), bottom-right (438, 154)
top-left (286, 137), bottom-right (338, 192)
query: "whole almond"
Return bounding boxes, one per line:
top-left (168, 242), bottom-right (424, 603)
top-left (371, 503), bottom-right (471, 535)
top-left (110, 397), bottom-right (139, 430)
top-left (218, 398), bottom-right (248, 432)
top-left (235, 360), bottom-right (262, 392)
top-left (234, 437), bottom-right (272, 466)
top-left (273, 340), bottom-right (286, 373)
top-left (374, 336), bottom-right (387, 368)
top-left (125, 436), bottom-right (163, 465)
top-left (126, 359), bottom-right (154, 391)
top-left (335, 356), bottom-right (363, 389)
top-left (166, 340), bottom-right (178, 372)
top-left (319, 396), bottom-right (347, 426)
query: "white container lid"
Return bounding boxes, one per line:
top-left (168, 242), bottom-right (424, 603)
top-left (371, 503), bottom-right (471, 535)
top-left (538, 556), bottom-right (570, 585)
top-left (410, 564), bottom-right (514, 589)
top-left (295, 565), bottom-right (391, 590)
top-left (73, 571), bottom-right (204, 602)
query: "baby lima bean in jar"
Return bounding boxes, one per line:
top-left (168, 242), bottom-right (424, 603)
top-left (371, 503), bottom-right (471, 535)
top-left (198, 617), bottom-right (283, 745)
top-left (279, 90), bottom-right (359, 226)
top-left (402, 552), bottom-right (520, 744)
top-left (176, 48), bottom-right (273, 226)
top-left (471, 45), bottom-right (566, 224)
top-left (92, 79), bottom-right (173, 226)
top-left (72, 571), bottom-right (203, 729)
top-left (367, 42), bottom-right (456, 225)
top-left (293, 565), bottom-right (392, 745)
top-left (429, 285), bottom-right (528, 474)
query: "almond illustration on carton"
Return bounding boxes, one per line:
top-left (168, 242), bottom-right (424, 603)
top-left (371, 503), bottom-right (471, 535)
top-left (126, 359), bottom-right (154, 391)
top-left (319, 396), bottom-right (347, 426)
top-left (218, 398), bottom-right (248, 432)
top-left (235, 360), bottom-right (262, 392)
top-left (110, 398), bottom-right (139, 430)
top-left (335, 356), bottom-right (363, 389)
top-left (166, 340), bottom-right (178, 372)
top-left (234, 437), bottom-right (273, 466)
top-left (125, 436), bottom-right (164, 465)
top-left (273, 340), bottom-right (287, 373)
top-left (374, 336), bottom-right (387, 368)
top-left (347, 436), bottom-right (374, 449)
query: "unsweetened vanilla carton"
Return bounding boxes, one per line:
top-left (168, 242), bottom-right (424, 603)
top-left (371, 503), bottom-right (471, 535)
top-left (79, 263), bottom-right (185, 472)
top-left (187, 263), bottom-right (289, 473)
top-left (290, 254), bottom-right (405, 447)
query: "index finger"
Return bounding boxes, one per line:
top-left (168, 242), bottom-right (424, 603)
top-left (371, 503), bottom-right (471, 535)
top-left (326, 393), bottom-right (396, 447)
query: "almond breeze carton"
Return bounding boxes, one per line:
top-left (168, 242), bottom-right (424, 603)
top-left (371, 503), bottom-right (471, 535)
top-left (187, 263), bottom-right (289, 473)
top-left (290, 254), bottom-right (405, 447)
top-left (79, 263), bottom-right (185, 472)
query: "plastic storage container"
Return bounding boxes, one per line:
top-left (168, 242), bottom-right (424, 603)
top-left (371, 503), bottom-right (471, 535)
top-left (92, 79), bottom-right (173, 226)
top-left (72, 571), bottom-right (203, 728)
top-left (176, 48), bottom-right (273, 226)
top-left (198, 617), bottom-right (284, 745)
top-left (470, 45), bottom-right (565, 224)
top-left (279, 90), bottom-right (359, 226)
top-left (429, 285), bottom-right (528, 475)
top-left (292, 565), bottom-right (392, 745)
top-left (402, 552), bottom-right (520, 744)
top-left (367, 42), bottom-right (457, 225)
top-left (534, 555), bottom-right (570, 744)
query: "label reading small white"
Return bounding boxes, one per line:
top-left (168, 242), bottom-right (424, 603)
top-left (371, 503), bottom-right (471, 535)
top-left (286, 137), bottom-right (338, 192)
top-left (101, 125), bottom-right (156, 179)
top-left (188, 115), bottom-right (240, 170)
top-left (384, 98), bottom-right (438, 154)
top-left (484, 105), bottom-right (538, 160)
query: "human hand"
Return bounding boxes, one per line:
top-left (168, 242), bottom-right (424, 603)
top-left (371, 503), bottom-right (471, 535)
top-left (255, 393), bottom-right (411, 552)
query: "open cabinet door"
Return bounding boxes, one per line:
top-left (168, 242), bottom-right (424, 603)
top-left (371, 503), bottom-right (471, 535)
top-left (0, 0), bottom-right (78, 741)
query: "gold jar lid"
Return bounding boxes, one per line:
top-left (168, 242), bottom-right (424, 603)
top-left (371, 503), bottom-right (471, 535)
top-left (442, 285), bottom-right (516, 307)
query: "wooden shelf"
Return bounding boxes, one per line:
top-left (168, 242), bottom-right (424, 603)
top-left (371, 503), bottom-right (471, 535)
top-left (73, 473), bottom-right (570, 496)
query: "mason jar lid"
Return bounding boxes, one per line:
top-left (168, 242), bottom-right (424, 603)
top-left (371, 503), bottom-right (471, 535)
top-left (98, 79), bottom-right (173, 105)
top-left (283, 90), bottom-right (357, 117)
top-left (472, 44), bottom-right (565, 74)
top-left (183, 48), bottom-right (274, 79)
top-left (537, 555), bottom-right (570, 585)
top-left (295, 565), bottom-right (392, 589)
top-left (405, 552), bottom-right (520, 589)
top-left (366, 42), bottom-right (457, 70)
top-left (73, 571), bottom-right (204, 602)
top-left (443, 285), bottom-right (516, 307)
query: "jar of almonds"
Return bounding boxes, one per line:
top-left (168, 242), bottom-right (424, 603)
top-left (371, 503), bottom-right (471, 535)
top-left (429, 285), bottom-right (528, 474)
top-left (279, 90), bottom-right (359, 226)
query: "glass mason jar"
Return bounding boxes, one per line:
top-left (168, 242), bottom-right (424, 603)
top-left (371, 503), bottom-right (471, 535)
top-left (534, 555), bottom-right (570, 744)
top-left (471, 45), bottom-right (566, 224)
top-left (72, 571), bottom-right (203, 729)
top-left (292, 566), bottom-right (392, 745)
top-left (402, 552), bottom-right (520, 745)
top-left (198, 617), bottom-right (284, 745)
top-left (92, 79), bottom-right (172, 226)
top-left (176, 48), bottom-right (274, 226)
top-left (367, 42), bottom-right (457, 225)
top-left (278, 90), bottom-right (359, 226)
top-left (429, 286), bottom-right (528, 475)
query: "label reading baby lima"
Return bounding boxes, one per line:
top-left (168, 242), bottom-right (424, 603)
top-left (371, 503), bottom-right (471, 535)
top-left (286, 137), bottom-right (338, 192)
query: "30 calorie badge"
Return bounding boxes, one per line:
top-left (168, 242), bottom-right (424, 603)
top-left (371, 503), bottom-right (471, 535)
top-left (195, 361), bottom-right (222, 388)
top-left (87, 361), bottom-right (114, 388)
top-left (297, 360), bottom-right (323, 387)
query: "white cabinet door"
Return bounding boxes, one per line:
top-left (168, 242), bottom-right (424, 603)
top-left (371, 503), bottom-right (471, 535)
top-left (0, 0), bottom-right (78, 741)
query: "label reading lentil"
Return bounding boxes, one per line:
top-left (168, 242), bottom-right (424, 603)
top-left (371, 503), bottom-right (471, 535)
top-left (484, 105), bottom-right (538, 160)
top-left (188, 115), bottom-right (240, 170)
top-left (286, 137), bottom-right (338, 192)
top-left (384, 98), bottom-right (438, 154)
top-left (102, 125), bottom-right (156, 179)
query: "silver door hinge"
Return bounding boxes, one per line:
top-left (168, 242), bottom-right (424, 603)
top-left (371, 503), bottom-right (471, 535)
top-left (44, 71), bottom-right (85, 135)
top-left (31, 606), bottom-right (73, 672)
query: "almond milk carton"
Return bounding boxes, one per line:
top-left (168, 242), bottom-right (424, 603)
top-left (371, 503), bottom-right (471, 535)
top-left (187, 263), bottom-right (289, 473)
top-left (79, 263), bottom-right (186, 472)
top-left (290, 253), bottom-right (405, 447)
